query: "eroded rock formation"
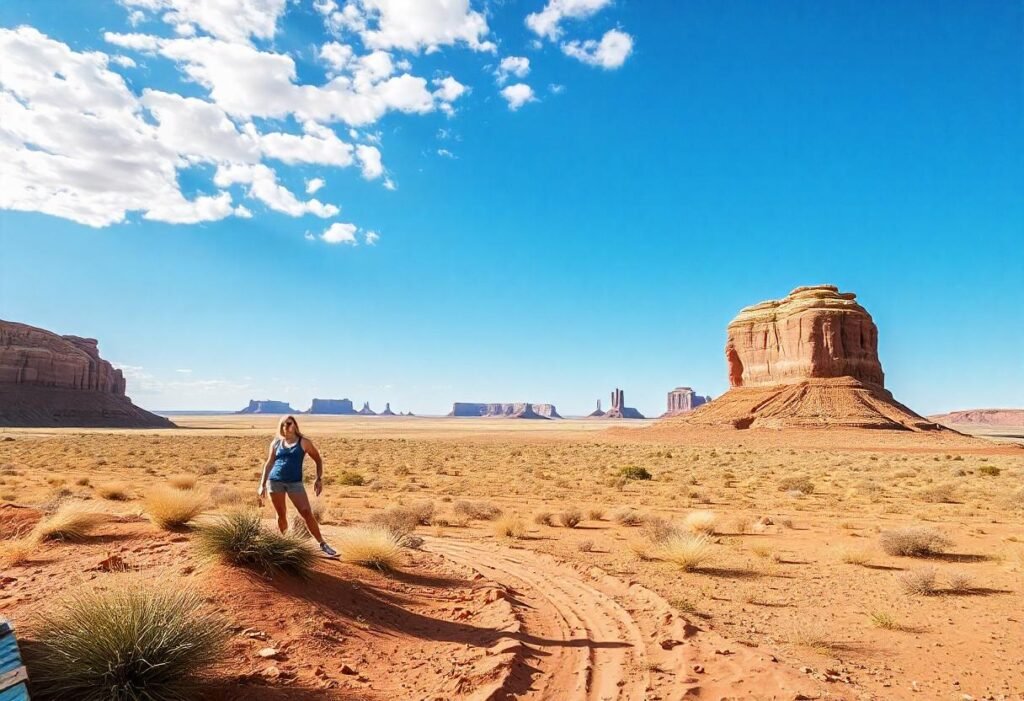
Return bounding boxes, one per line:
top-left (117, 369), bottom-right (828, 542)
top-left (307, 398), bottom-right (355, 415)
top-left (238, 400), bottom-right (296, 414)
top-left (587, 399), bottom-right (605, 418)
top-left (601, 388), bottom-right (645, 419)
top-left (677, 286), bottom-right (940, 431)
top-left (380, 403), bottom-right (396, 416)
top-left (664, 387), bottom-right (710, 417)
top-left (448, 402), bottom-right (558, 419)
top-left (358, 402), bottom-right (377, 416)
top-left (0, 320), bottom-right (173, 427)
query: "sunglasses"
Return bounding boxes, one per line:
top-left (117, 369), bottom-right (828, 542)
top-left (283, 421), bottom-right (294, 427)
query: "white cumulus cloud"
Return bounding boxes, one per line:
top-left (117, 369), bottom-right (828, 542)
top-left (496, 55), bottom-right (529, 84)
top-left (501, 83), bottom-right (536, 111)
top-left (321, 221), bottom-right (358, 244)
top-left (525, 0), bottom-right (613, 40)
top-left (306, 177), bottom-right (325, 194)
top-left (562, 28), bottom-right (633, 69)
top-left (118, 0), bottom-right (288, 44)
top-left (325, 0), bottom-right (495, 53)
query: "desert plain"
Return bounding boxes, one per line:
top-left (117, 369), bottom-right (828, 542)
top-left (1, 415), bottom-right (1021, 701)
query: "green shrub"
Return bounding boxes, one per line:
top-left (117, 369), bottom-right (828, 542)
top-left (195, 510), bottom-right (315, 577)
top-left (26, 584), bottom-right (227, 701)
top-left (618, 466), bottom-right (652, 481)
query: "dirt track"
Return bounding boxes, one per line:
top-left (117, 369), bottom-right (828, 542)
top-left (426, 536), bottom-right (830, 700)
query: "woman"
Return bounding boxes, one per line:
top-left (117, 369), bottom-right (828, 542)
top-left (257, 415), bottom-right (338, 558)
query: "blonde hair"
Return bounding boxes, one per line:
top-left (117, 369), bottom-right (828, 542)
top-left (277, 415), bottom-right (303, 440)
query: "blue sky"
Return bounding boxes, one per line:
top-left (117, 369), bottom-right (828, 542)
top-left (1, 0), bottom-right (1021, 416)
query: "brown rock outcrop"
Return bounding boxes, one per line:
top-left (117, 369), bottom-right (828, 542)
top-left (448, 402), bottom-right (558, 419)
top-left (674, 286), bottom-right (941, 431)
top-left (601, 388), bottom-right (645, 419)
top-left (663, 387), bottom-right (709, 417)
top-left (929, 409), bottom-right (1024, 427)
top-left (0, 320), bottom-right (173, 428)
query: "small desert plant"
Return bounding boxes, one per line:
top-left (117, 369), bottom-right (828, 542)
top-left (869, 611), bottom-right (900, 630)
top-left (777, 475), bottom-right (814, 494)
top-left (612, 507), bottom-right (644, 526)
top-left (167, 474), bottom-right (197, 490)
top-left (335, 526), bottom-right (403, 570)
top-left (839, 547), bottom-right (872, 566)
top-left (917, 482), bottom-right (958, 503)
top-left (618, 465), bottom-right (652, 481)
top-left (34, 503), bottom-right (109, 541)
top-left (0, 534), bottom-right (37, 566)
top-left (195, 510), bottom-right (316, 577)
top-left (290, 498), bottom-right (327, 539)
top-left (978, 465), bottom-right (1001, 477)
top-left (367, 505), bottom-right (421, 538)
top-left (947, 571), bottom-right (973, 592)
top-left (533, 510), bottom-right (555, 526)
top-left (145, 486), bottom-right (207, 530)
top-left (683, 510), bottom-right (717, 535)
top-left (898, 566), bottom-right (937, 595)
top-left (96, 481), bottom-right (131, 501)
top-left (209, 484), bottom-right (243, 507)
top-left (879, 526), bottom-right (951, 557)
top-left (577, 539), bottom-right (595, 553)
top-left (658, 533), bottom-right (714, 571)
top-left (338, 470), bottom-right (366, 486)
top-left (587, 507), bottom-right (605, 521)
top-left (784, 620), bottom-right (833, 652)
top-left (559, 508), bottom-right (582, 528)
top-left (491, 513), bottom-right (525, 539)
top-left (453, 500), bottom-right (502, 521)
top-left (26, 583), bottom-right (228, 701)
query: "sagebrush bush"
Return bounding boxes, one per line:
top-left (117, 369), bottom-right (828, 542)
top-left (612, 507), bottom-right (644, 526)
top-left (586, 507), bottom-right (605, 521)
top-left (337, 471), bottom-right (366, 486)
top-left (618, 466), bottom-right (652, 481)
top-left (34, 503), bottom-right (109, 541)
top-left (917, 483), bottom-right (958, 503)
top-left (532, 510), bottom-right (555, 526)
top-left (26, 583), bottom-right (228, 701)
top-left (777, 475), bottom-right (814, 494)
top-left (879, 526), bottom-right (951, 557)
top-left (195, 510), bottom-right (316, 577)
top-left (898, 566), bottom-right (937, 595)
top-left (453, 500), bottom-right (502, 521)
top-left (947, 571), bottom-right (973, 592)
top-left (491, 513), bottom-right (525, 539)
top-left (367, 504), bottom-right (420, 538)
top-left (145, 486), bottom-right (206, 530)
top-left (559, 508), bottom-right (582, 528)
top-left (335, 525), bottom-right (403, 570)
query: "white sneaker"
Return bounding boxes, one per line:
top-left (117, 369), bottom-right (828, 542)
top-left (320, 542), bottom-right (339, 558)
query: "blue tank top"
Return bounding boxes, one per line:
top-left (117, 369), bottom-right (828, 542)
top-left (268, 438), bottom-right (305, 482)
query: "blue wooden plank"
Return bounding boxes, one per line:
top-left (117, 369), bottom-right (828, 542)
top-left (0, 681), bottom-right (30, 701)
top-left (0, 619), bottom-right (29, 701)
top-left (0, 634), bottom-right (22, 675)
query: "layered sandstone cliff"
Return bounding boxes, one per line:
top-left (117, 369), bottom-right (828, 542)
top-left (448, 402), bottom-right (560, 419)
top-left (237, 400), bottom-right (295, 414)
top-left (0, 320), bottom-right (173, 428)
top-left (307, 398), bottom-right (355, 415)
top-left (675, 286), bottom-right (940, 431)
top-left (929, 409), bottom-right (1024, 427)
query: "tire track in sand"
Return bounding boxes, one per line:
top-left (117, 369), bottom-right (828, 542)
top-left (426, 536), bottom-right (833, 701)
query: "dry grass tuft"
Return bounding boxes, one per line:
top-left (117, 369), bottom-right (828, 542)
top-left (209, 484), bottom-right (244, 507)
top-left (777, 475), bottom-right (814, 494)
top-left (532, 510), bottom-right (555, 526)
top-left (453, 500), bottom-right (502, 521)
top-left (368, 502), bottom-right (434, 538)
top-left (145, 486), bottom-right (207, 529)
top-left (25, 582), bottom-right (228, 700)
top-left (0, 534), bottom-right (37, 566)
top-left (869, 611), bottom-right (900, 630)
top-left (946, 571), bottom-right (973, 592)
top-left (898, 566), bottom-right (937, 595)
top-left (587, 507), bottom-right (605, 521)
top-left (784, 620), bottom-right (834, 651)
top-left (34, 503), bottom-right (110, 541)
top-left (683, 510), bottom-right (718, 535)
top-left (559, 508), bottom-right (582, 528)
top-left (96, 481), bottom-right (131, 501)
top-left (195, 510), bottom-right (316, 577)
top-left (335, 525), bottom-right (403, 570)
top-left (167, 474), bottom-right (197, 490)
top-left (880, 526), bottom-right (951, 557)
top-left (491, 513), bottom-right (525, 539)
top-left (657, 533), bottom-right (714, 571)
top-left (839, 547), bottom-right (872, 566)
top-left (612, 507), bottom-right (644, 526)
top-left (917, 482), bottom-right (958, 503)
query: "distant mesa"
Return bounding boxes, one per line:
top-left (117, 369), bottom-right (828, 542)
top-left (663, 387), bottom-right (710, 417)
top-left (929, 409), bottom-right (1024, 427)
top-left (672, 285), bottom-right (942, 431)
top-left (379, 402), bottom-right (396, 416)
top-left (237, 400), bottom-right (295, 414)
top-left (357, 401), bottom-right (377, 416)
top-left (0, 319), bottom-right (174, 428)
top-left (307, 398), bottom-right (355, 415)
top-left (599, 388), bottom-right (645, 419)
top-left (448, 402), bottom-right (561, 419)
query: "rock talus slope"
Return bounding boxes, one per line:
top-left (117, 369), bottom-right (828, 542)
top-left (0, 319), bottom-right (173, 427)
top-left (676, 286), bottom-right (941, 431)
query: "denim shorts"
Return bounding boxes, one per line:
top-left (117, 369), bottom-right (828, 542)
top-left (267, 480), bottom-right (305, 494)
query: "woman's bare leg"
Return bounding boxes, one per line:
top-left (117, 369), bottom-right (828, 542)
top-left (270, 492), bottom-right (289, 533)
top-left (287, 489), bottom-right (324, 543)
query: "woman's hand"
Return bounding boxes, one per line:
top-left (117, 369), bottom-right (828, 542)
top-left (257, 482), bottom-right (267, 501)
top-left (314, 477), bottom-right (323, 497)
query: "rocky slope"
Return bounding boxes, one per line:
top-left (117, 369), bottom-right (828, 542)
top-left (672, 286), bottom-right (941, 431)
top-left (0, 320), bottom-right (173, 427)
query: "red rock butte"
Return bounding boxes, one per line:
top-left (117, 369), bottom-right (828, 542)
top-left (674, 285), bottom-right (942, 431)
top-left (0, 319), bottom-right (173, 428)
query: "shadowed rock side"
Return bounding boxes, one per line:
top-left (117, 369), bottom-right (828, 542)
top-left (357, 401), bottom-right (377, 415)
top-left (671, 286), bottom-right (943, 431)
top-left (307, 398), bottom-right (355, 414)
top-left (600, 388), bottom-right (646, 419)
top-left (237, 399), bottom-right (295, 414)
top-left (379, 402), bottom-right (396, 416)
top-left (0, 319), bottom-right (173, 428)
top-left (663, 386), bottom-right (710, 417)
top-left (448, 402), bottom-right (559, 419)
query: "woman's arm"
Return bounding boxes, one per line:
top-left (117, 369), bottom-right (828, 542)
top-left (303, 438), bottom-right (324, 496)
top-left (256, 440), bottom-right (276, 499)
